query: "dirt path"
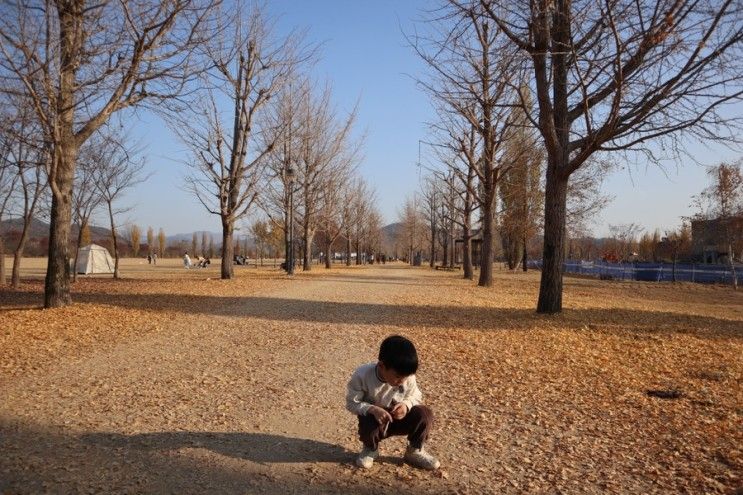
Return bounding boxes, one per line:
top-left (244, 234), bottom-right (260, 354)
top-left (1, 266), bottom-right (459, 494)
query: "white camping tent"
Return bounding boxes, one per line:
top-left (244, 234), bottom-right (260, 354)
top-left (75, 244), bottom-right (115, 274)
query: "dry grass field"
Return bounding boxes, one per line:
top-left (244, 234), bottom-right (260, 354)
top-left (0, 258), bottom-right (741, 494)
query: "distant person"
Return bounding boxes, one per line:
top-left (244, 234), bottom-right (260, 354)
top-left (152, 253), bottom-right (157, 265)
top-left (183, 252), bottom-right (191, 269)
top-left (346, 335), bottom-right (440, 471)
top-left (147, 254), bottom-right (151, 264)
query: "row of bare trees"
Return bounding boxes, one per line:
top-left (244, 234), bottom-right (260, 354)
top-left (410, 0), bottom-right (742, 312)
top-left (1, 1), bottom-right (382, 305)
top-left (1, 0), bottom-right (221, 306)
top-left (169, 3), bottom-right (381, 278)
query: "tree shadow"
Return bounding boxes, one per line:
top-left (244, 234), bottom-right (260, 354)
top-left (0, 422), bottom-right (430, 494)
top-left (81, 431), bottom-right (351, 465)
top-left (60, 292), bottom-right (741, 340)
top-left (2, 279), bottom-right (740, 341)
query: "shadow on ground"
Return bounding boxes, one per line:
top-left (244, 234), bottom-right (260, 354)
top-left (2, 276), bottom-right (740, 340)
top-left (0, 421), bottom-right (430, 494)
top-left (81, 431), bottom-right (350, 464)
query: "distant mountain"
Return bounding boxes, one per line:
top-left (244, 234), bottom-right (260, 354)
top-left (381, 222), bottom-right (403, 241)
top-left (0, 217), bottom-right (50, 239)
top-left (1, 217), bottom-right (111, 239)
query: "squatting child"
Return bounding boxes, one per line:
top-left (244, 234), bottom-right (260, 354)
top-left (345, 335), bottom-right (440, 470)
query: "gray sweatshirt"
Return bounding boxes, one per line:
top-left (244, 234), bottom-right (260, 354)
top-left (345, 362), bottom-right (423, 416)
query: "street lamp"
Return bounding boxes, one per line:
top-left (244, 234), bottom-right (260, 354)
top-left (285, 166), bottom-right (296, 275)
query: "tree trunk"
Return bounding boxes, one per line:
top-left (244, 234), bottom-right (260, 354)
top-left (303, 224), bottom-right (313, 271)
top-left (72, 219), bottom-right (87, 283)
top-left (429, 226), bottom-right (436, 268)
top-left (284, 209), bottom-right (290, 273)
top-left (355, 240), bottom-right (361, 265)
top-left (44, 3), bottom-right (82, 308)
top-left (462, 228), bottom-right (473, 280)
top-left (478, 201), bottom-right (494, 287)
top-left (44, 147), bottom-right (76, 308)
top-left (449, 226), bottom-right (455, 268)
top-left (0, 233), bottom-right (6, 286)
top-left (221, 219), bottom-right (234, 279)
top-left (729, 241), bottom-right (738, 290)
top-left (107, 202), bottom-right (120, 279)
top-left (325, 239), bottom-right (332, 269)
top-left (442, 235), bottom-right (449, 267)
top-left (536, 170), bottom-right (569, 313)
top-left (11, 218), bottom-right (34, 288)
top-left (346, 237), bottom-right (351, 266)
top-left (522, 235), bottom-right (528, 272)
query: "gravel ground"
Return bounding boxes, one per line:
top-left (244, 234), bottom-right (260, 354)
top-left (1, 262), bottom-right (741, 494)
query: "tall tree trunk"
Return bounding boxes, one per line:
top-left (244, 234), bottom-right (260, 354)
top-left (536, 170), bottom-right (569, 313)
top-left (462, 210), bottom-right (473, 280)
top-left (478, 201), bottom-right (494, 287)
top-left (303, 224), bottom-right (313, 271)
top-left (221, 219), bottom-right (234, 279)
top-left (72, 220), bottom-right (87, 283)
top-left (355, 239), bottom-right (361, 265)
top-left (522, 235), bottom-right (528, 272)
top-left (44, 3), bottom-right (82, 308)
top-left (429, 226), bottom-right (436, 268)
top-left (442, 235), bottom-right (448, 267)
top-left (107, 202), bottom-right (120, 279)
top-left (730, 241), bottom-right (738, 291)
top-left (284, 207), bottom-right (290, 273)
top-left (0, 233), bottom-right (6, 286)
top-left (346, 236), bottom-right (351, 266)
top-left (325, 239), bottom-right (332, 269)
top-left (11, 219), bottom-right (33, 288)
top-left (44, 147), bottom-right (76, 308)
top-left (449, 225), bottom-right (455, 268)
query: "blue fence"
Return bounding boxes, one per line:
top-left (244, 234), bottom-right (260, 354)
top-left (527, 260), bottom-right (743, 285)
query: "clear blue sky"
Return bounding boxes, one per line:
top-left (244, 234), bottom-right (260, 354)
top-left (118, 1), bottom-right (741, 239)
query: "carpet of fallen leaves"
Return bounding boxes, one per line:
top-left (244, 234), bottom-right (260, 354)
top-left (0, 258), bottom-right (741, 494)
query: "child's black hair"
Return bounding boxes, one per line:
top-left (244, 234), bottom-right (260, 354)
top-left (378, 335), bottom-right (418, 376)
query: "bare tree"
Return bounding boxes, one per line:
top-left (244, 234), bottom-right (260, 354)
top-left (0, 0), bottom-right (219, 307)
top-left (71, 138), bottom-right (104, 282)
top-left (317, 176), bottom-right (349, 269)
top-left (157, 228), bottom-right (166, 258)
top-left (430, 120), bottom-right (481, 279)
top-left (693, 162), bottom-right (743, 289)
top-left (146, 226), bottom-right (155, 257)
top-left (4, 103), bottom-right (48, 289)
top-left (411, 3), bottom-right (521, 286)
top-left (293, 84), bottom-right (360, 271)
top-left (129, 224), bottom-right (141, 258)
top-left (397, 194), bottom-right (425, 265)
top-left (173, 5), bottom-right (311, 280)
top-left (419, 176), bottom-right (439, 267)
top-left (0, 110), bottom-right (18, 286)
top-left (607, 223), bottom-right (644, 261)
top-left (498, 89), bottom-right (543, 271)
top-left (478, 0), bottom-right (743, 312)
top-left (662, 222), bottom-right (692, 281)
top-left (93, 130), bottom-right (147, 279)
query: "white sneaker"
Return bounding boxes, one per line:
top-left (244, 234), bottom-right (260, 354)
top-left (404, 445), bottom-right (440, 470)
top-left (356, 446), bottom-right (379, 469)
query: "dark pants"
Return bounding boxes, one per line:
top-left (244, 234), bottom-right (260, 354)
top-left (357, 405), bottom-right (434, 451)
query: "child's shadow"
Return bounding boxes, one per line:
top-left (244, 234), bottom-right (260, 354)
top-left (81, 431), bottom-right (352, 465)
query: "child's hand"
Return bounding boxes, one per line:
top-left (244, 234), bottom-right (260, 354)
top-left (390, 402), bottom-right (408, 420)
top-left (368, 405), bottom-right (393, 425)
